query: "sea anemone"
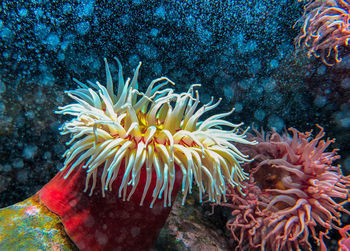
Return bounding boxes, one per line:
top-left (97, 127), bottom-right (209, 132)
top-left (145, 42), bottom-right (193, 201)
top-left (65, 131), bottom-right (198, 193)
top-left (35, 57), bottom-right (255, 250)
top-left (56, 57), bottom-right (254, 207)
top-left (295, 0), bottom-right (350, 66)
top-left (221, 125), bottom-right (350, 251)
top-left (338, 225), bottom-right (350, 250)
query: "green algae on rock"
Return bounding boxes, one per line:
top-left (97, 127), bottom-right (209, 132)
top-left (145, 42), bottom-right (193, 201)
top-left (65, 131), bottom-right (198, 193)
top-left (0, 194), bottom-right (77, 251)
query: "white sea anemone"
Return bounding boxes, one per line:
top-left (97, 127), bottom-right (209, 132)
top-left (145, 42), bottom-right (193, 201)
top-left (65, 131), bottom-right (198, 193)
top-left (57, 57), bottom-right (256, 208)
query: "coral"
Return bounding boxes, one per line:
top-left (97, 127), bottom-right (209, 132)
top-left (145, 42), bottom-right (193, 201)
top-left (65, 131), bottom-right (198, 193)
top-left (295, 0), bottom-right (350, 66)
top-left (221, 125), bottom-right (350, 250)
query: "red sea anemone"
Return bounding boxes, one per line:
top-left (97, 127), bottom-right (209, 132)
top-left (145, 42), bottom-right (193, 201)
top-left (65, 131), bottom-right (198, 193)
top-left (28, 57), bottom-right (255, 250)
top-left (221, 125), bottom-right (350, 250)
top-left (295, 0), bottom-right (350, 66)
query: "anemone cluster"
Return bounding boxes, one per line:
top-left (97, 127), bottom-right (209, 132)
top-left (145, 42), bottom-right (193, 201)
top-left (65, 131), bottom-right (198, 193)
top-left (56, 57), bottom-right (349, 250)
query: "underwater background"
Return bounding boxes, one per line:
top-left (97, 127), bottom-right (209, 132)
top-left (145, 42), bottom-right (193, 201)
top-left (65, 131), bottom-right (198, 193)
top-left (0, 0), bottom-right (349, 250)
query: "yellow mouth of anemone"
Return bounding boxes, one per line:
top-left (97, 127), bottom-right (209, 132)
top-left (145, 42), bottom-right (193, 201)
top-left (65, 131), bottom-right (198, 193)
top-left (56, 57), bottom-right (256, 208)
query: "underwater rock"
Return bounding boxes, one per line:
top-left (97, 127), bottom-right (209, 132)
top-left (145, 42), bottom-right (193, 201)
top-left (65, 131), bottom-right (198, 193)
top-left (156, 191), bottom-right (230, 251)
